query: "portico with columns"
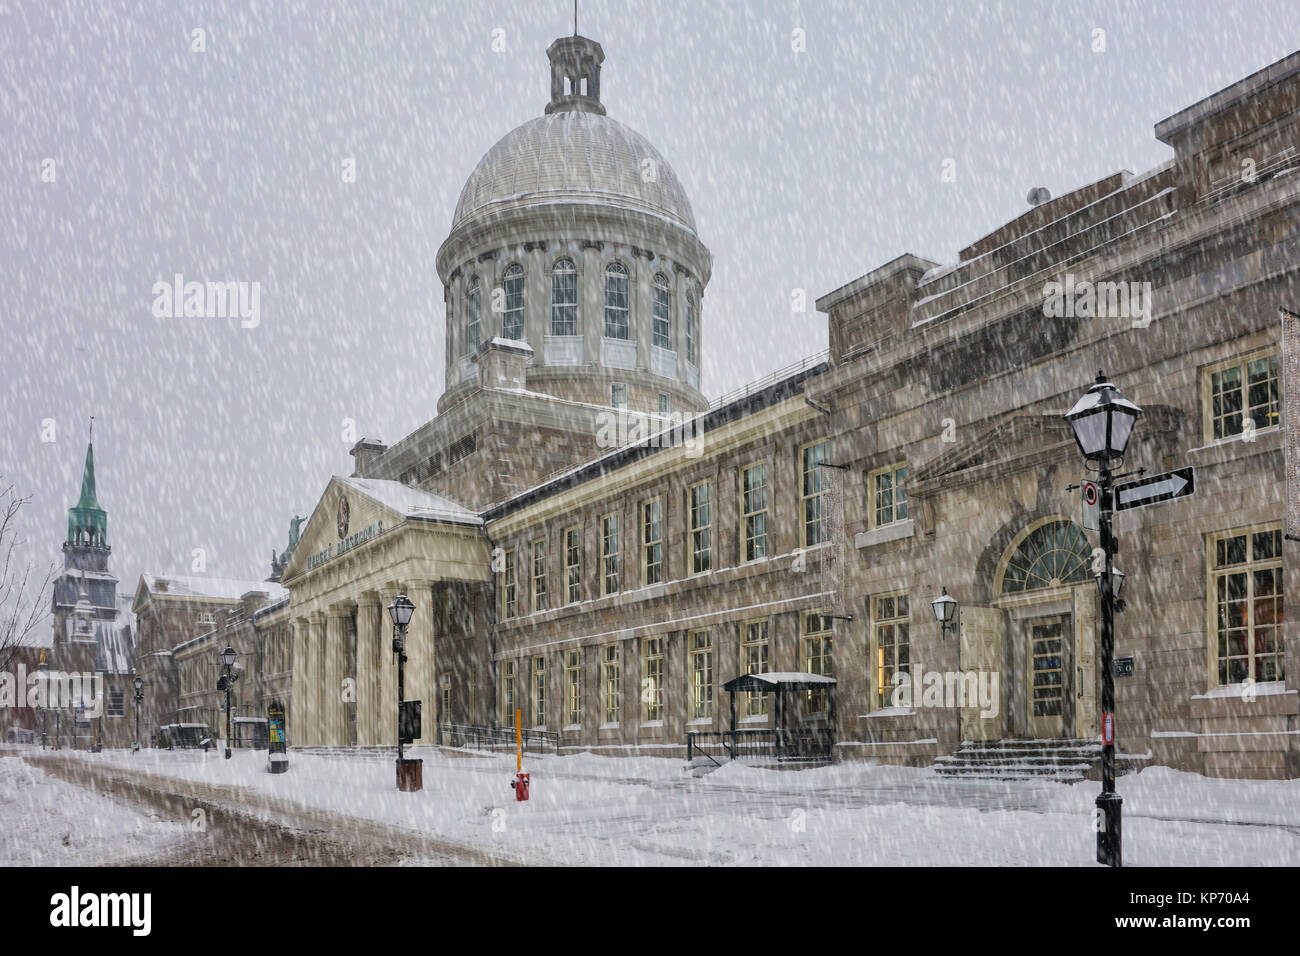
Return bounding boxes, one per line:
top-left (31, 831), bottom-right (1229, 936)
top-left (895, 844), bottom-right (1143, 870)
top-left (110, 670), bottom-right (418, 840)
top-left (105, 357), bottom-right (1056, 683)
top-left (280, 475), bottom-right (490, 748)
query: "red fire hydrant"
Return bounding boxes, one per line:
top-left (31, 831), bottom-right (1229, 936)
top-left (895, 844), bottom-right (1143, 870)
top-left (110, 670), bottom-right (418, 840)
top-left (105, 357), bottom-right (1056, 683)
top-left (512, 771), bottom-right (530, 802)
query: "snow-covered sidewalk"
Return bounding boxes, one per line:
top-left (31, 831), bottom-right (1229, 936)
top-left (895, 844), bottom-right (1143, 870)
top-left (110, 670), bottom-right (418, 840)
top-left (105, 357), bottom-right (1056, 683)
top-left (38, 745), bottom-right (1300, 866)
top-left (0, 748), bottom-right (188, 866)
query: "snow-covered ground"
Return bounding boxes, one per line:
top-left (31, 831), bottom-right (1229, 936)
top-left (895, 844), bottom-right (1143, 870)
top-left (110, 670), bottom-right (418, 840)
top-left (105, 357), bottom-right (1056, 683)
top-left (0, 749), bottom-right (188, 866)
top-left (39, 745), bottom-right (1300, 866)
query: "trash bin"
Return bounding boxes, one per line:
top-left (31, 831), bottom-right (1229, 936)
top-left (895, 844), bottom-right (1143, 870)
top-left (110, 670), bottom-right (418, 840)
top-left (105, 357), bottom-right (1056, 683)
top-left (396, 757), bottom-right (423, 792)
top-left (266, 752), bottom-right (289, 774)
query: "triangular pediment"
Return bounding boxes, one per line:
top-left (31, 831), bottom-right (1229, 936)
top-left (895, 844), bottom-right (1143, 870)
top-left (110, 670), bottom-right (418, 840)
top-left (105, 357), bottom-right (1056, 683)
top-left (282, 476), bottom-right (481, 582)
top-left (911, 414), bottom-right (1074, 488)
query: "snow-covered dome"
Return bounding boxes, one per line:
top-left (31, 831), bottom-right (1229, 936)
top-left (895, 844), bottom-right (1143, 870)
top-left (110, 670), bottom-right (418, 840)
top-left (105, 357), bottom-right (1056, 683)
top-left (451, 110), bottom-right (697, 234)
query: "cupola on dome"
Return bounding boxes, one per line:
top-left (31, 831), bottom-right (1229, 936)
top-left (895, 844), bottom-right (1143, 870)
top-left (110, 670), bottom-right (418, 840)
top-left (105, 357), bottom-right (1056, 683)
top-left (449, 36), bottom-right (698, 234)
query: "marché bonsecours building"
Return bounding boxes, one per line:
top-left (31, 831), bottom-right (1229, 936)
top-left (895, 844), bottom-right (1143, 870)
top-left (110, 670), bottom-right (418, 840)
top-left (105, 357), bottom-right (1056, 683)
top-left (277, 37), bottom-right (1299, 780)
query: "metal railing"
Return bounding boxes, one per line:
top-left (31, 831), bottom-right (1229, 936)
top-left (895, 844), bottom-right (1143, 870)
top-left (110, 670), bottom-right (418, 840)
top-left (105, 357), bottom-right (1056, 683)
top-left (686, 728), bottom-right (834, 764)
top-left (439, 722), bottom-right (560, 755)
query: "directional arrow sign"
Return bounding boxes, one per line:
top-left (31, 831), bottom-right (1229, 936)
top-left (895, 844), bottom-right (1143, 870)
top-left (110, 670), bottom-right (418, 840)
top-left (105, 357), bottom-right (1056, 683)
top-left (1114, 467), bottom-right (1195, 511)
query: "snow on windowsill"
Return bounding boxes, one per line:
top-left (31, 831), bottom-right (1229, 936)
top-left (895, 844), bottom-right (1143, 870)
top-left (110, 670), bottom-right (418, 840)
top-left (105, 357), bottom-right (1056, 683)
top-left (1191, 681), bottom-right (1292, 700)
top-left (640, 720), bottom-right (664, 728)
top-left (855, 519), bottom-right (915, 550)
top-left (860, 706), bottom-right (915, 719)
top-left (599, 722), bottom-right (619, 731)
top-left (563, 724), bottom-right (582, 732)
top-left (686, 717), bottom-right (712, 727)
top-left (739, 714), bottom-right (768, 724)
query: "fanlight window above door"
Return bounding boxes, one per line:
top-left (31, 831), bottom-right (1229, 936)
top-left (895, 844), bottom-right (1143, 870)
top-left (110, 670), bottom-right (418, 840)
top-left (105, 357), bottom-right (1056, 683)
top-left (1001, 520), bottom-right (1091, 593)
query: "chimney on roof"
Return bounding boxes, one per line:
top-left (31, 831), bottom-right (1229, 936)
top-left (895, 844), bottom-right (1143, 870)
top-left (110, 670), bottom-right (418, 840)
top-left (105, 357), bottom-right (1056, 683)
top-left (350, 438), bottom-right (388, 477)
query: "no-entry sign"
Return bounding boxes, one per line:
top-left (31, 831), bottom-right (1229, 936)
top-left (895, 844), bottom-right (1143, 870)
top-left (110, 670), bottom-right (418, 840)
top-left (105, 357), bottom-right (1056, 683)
top-left (1081, 479), bottom-right (1100, 530)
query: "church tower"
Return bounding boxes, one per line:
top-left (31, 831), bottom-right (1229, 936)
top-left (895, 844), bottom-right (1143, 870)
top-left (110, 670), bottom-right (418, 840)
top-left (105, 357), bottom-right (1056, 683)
top-left (53, 437), bottom-right (120, 656)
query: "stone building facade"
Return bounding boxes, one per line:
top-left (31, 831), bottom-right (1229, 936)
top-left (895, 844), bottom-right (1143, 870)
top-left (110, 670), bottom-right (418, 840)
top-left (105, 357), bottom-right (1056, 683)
top-left (279, 42), bottom-right (1298, 777)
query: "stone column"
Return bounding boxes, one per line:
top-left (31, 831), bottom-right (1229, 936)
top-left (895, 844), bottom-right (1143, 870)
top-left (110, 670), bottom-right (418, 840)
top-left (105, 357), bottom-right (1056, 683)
top-left (405, 580), bottom-right (438, 746)
top-left (378, 586), bottom-right (402, 747)
top-left (355, 592), bottom-right (381, 745)
top-left (324, 606), bottom-right (350, 746)
top-left (288, 617), bottom-right (311, 746)
top-left (306, 612), bottom-right (327, 746)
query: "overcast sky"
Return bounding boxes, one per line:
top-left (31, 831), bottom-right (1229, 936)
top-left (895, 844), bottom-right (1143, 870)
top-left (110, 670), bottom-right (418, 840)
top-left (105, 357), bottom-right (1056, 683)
top-left (2, 0), bottom-right (1295, 596)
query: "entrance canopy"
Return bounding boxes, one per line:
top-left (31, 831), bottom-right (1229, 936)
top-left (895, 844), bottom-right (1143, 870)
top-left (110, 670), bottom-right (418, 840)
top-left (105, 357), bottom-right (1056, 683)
top-left (722, 672), bottom-right (836, 693)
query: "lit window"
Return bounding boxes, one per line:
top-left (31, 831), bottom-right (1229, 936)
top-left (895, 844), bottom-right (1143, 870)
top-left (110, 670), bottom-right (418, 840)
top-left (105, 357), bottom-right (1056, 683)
top-left (466, 276), bottom-right (481, 355)
top-left (601, 513), bottom-right (620, 595)
top-left (566, 649), bottom-right (582, 726)
top-left (689, 480), bottom-right (712, 574)
top-left (642, 637), bottom-right (664, 722)
top-left (741, 462), bottom-right (769, 562)
top-left (604, 262), bottom-right (630, 339)
top-left (742, 620), bottom-right (769, 716)
top-left (532, 656), bottom-right (546, 729)
top-left (689, 629), bottom-right (713, 720)
top-left (565, 527), bottom-right (581, 604)
top-left (1210, 526), bottom-right (1284, 686)
top-left (870, 463), bottom-right (908, 527)
top-left (652, 274), bottom-right (672, 349)
top-left (802, 612), bottom-right (833, 712)
top-left (550, 258), bottom-right (577, 336)
top-left (502, 264), bottom-right (524, 340)
top-left (531, 539), bottom-right (548, 613)
top-left (642, 498), bottom-right (663, 585)
top-left (800, 440), bottom-right (830, 547)
top-left (602, 643), bottom-right (621, 724)
top-left (872, 594), bottom-right (910, 709)
top-left (1204, 350), bottom-right (1280, 441)
top-left (501, 660), bottom-right (516, 728)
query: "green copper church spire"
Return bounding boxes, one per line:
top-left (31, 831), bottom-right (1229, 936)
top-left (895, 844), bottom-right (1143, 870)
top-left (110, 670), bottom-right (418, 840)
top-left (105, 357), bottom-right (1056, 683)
top-left (67, 422), bottom-right (108, 548)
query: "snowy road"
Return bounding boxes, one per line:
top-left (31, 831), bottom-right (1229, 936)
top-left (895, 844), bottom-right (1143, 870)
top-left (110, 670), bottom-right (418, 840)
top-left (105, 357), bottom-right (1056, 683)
top-left (9, 746), bottom-right (1300, 866)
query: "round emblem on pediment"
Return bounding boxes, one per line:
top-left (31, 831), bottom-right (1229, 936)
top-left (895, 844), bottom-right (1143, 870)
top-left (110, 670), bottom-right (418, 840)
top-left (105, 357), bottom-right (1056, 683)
top-left (337, 496), bottom-right (350, 540)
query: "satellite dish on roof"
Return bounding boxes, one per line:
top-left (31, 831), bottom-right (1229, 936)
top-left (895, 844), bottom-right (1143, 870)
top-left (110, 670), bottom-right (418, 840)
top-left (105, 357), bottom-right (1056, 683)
top-left (1027, 186), bottom-right (1052, 206)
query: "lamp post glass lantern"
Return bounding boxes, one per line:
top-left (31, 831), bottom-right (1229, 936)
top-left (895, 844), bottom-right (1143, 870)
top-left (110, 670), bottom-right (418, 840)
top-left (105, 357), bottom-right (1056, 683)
top-left (388, 592), bottom-right (421, 791)
top-left (1065, 372), bottom-right (1142, 466)
top-left (931, 588), bottom-right (958, 638)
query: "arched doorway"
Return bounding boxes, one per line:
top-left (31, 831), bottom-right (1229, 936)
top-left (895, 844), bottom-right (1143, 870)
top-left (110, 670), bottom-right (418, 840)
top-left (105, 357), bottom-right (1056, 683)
top-left (995, 518), bottom-right (1094, 739)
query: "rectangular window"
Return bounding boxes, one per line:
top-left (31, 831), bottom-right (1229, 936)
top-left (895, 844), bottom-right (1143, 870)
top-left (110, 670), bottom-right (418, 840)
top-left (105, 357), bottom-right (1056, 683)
top-left (873, 593), bottom-right (910, 709)
top-left (501, 547), bottom-right (516, 618)
top-left (107, 688), bottom-right (126, 718)
top-left (532, 656), bottom-right (546, 729)
top-left (658, 392), bottom-right (671, 416)
top-left (801, 440), bottom-right (830, 547)
top-left (741, 462), bottom-right (769, 562)
top-left (551, 261), bottom-right (577, 336)
top-left (870, 463), bottom-right (908, 528)
top-left (686, 295), bottom-right (698, 366)
top-left (653, 279), bottom-right (672, 349)
top-left (802, 612), bottom-right (833, 712)
top-left (611, 383), bottom-right (627, 409)
top-left (642, 498), bottom-right (663, 585)
top-left (601, 513), bottom-right (621, 595)
top-left (689, 480), bottom-right (713, 575)
top-left (642, 637), bottom-right (664, 722)
top-left (689, 629), bottom-right (713, 720)
top-left (566, 649), bottom-right (582, 726)
top-left (440, 673), bottom-right (451, 726)
top-left (1204, 349), bottom-right (1281, 441)
top-left (1210, 526), bottom-right (1284, 685)
top-left (501, 660), bottom-right (516, 728)
top-left (743, 619), bottom-right (770, 717)
top-left (531, 539), bottom-right (548, 613)
top-left (565, 526), bottom-right (582, 604)
top-left (602, 643), bottom-right (621, 725)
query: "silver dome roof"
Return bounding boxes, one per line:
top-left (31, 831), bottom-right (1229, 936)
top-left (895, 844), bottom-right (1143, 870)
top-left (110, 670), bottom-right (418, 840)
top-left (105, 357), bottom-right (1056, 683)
top-left (450, 110), bottom-right (698, 234)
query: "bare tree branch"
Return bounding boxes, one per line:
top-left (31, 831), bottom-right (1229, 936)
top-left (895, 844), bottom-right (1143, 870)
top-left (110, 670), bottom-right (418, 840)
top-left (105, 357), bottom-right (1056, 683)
top-left (0, 480), bottom-right (54, 674)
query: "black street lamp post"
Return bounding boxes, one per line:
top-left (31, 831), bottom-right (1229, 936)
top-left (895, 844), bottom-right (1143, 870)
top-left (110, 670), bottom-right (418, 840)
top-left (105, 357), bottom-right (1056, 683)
top-left (133, 675), bottom-right (144, 753)
top-left (219, 645), bottom-right (238, 760)
top-left (387, 590), bottom-right (413, 770)
top-left (1065, 371), bottom-right (1142, 868)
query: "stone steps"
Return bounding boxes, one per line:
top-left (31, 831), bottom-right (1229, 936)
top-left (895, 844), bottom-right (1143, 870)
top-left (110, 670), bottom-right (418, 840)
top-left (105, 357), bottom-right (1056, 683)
top-left (934, 738), bottom-right (1107, 782)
